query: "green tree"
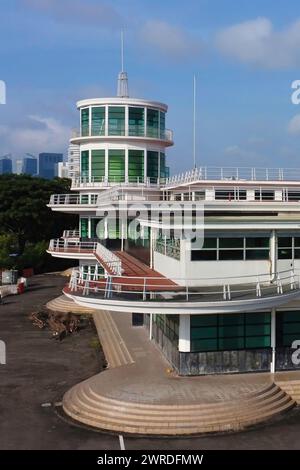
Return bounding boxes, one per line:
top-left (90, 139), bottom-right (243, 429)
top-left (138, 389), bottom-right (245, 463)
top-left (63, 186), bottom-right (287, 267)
top-left (0, 174), bottom-right (77, 255)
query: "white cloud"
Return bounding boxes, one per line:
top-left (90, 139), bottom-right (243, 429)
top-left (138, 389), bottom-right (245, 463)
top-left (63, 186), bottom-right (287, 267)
top-left (140, 20), bottom-right (202, 60)
top-left (0, 115), bottom-right (70, 156)
top-left (288, 115), bottom-right (300, 135)
top-left (216, 17), bottom-right (300, 68)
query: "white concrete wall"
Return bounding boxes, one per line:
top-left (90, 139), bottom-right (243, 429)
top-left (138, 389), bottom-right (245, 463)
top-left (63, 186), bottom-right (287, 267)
top-left (153, 251), bottom-right (182, 282)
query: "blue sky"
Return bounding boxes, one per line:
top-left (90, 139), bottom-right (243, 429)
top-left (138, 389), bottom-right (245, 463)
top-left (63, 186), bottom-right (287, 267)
top-left (1, 0), bottom-right (300, 173)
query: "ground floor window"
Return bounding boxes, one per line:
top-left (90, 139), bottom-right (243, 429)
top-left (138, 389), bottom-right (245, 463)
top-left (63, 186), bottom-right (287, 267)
top-left (276, 311), bottom-right (300, 347)
top-left (190, 312), bottom-right (271, 352)
top-left (154, 314), bottom-right (179, 346)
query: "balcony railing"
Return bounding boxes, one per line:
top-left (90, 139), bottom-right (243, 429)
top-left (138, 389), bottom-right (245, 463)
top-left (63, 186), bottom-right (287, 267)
top-left (71, 127), bottom-right (173, 142)
top-left (96, 242), bottom-right (123, 276)
top-left (62, 230), bottom-right (80, 238)
top-left (166, 167), bottom-right (300, 186)
top-left (49, 194), bottom-right (98, 205)
top-left (68, 268), bottom-right (300, 304)
top-left (71, 176), bottom-right (164, 188)
top-left (48, 239), bottom-right (97, 253)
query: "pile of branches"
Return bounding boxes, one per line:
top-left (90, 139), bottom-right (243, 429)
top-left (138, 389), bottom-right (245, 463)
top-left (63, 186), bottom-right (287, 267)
top-left (29, 308), bottom-right (87, 340)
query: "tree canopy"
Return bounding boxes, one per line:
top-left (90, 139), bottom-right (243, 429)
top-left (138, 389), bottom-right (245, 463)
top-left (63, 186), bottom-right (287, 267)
top-left (0, 174), bottom-right (77, 258)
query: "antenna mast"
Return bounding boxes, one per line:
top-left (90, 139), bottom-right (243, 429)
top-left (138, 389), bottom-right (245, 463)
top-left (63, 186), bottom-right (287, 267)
top-left (117, 29), bottom-right (129, 98)
top-left (193, 74), bottom-right (196, 169)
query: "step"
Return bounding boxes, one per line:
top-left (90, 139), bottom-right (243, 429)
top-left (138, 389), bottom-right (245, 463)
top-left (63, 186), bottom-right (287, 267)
top-left (75, 385), bottom-right (291, 423)
top-left (63, 390), bottom-right (294, 435)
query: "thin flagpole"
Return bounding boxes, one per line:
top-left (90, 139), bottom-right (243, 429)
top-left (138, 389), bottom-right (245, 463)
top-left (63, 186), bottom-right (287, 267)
top-left (121, 29), bottom-right (124, 72)
top-left (193, 74), bottom-right (196, 169)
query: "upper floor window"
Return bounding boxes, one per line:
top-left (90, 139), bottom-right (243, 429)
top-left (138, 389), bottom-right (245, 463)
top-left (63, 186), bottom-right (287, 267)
top-left (147, 109), bottom-right (159, 138)
top-left (92, 107), bottom-right (105, 136)
top-left (81, 108), bottom-right (89, 137)
top-left (108, 106), bottom-right (125, 136)
top-left (129, 107), bottom-right (145, 136)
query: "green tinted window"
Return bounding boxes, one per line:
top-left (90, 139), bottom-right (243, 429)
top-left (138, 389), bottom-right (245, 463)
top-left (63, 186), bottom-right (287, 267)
top-left (91, 150), bottom-right (105, 178)
top-left (147, 151), bottom-right (159, 180)
top-left (129, 107), bottom-right (144, 136)
top-left (108, 107), bottom-right (125, 135)
top-left (81, 108), bottom-right (89, 136)
top-left (160, 111), bottom-right (165, 139)
top-left (190, 313), bottom-right (271, 352)
top-left (219, 238), bottom-right (243, 248)
top-left (91, 107), bottom-right (105, 136)
top-left (160, 153), bottom-right (166, 179)
top-left (276, 310), bottom-right (300, 347)
top-left (108, 149), bottom-right (125, 182)
top-left (147, 109), bottom-right (159, 138)
top-left (80, 218), bottom-right (89, 238)
top-left (81, 150), bottom-right (89, 178)
top-left (128, 150), bottom-right (144, 182)
top-left (154, 314), bottom-right (179, 345)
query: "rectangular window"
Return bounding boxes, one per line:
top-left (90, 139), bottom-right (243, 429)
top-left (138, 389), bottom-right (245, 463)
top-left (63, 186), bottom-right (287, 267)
top-left (219, 250), bottom-right (244, 260)
top-left (91, 150), bottom-right (105, 179)
top-left (129, 107), bottom-right (144, 136)
top-left (147, 151), bottom-right (159, 180)
top-left (190, 312), bottom-right (271, 352)
top-left (154, 314), bottom-right (179, 345)
top-left (80, 218), bottom-right (89, 238)
top-left (255, 190), bottom-right (275, 201)
top-left (108, 149), bottom-right (125, 182)
top-left (91, 107), bottom-right (105, 136)
top-left (147, 109), bottom-right (159, 138)
top-left (128, 150), bottom-right (144, 183)
top-left (90, 218), bottom-right (102, 239)
top-left (277, 311), bottom-right (300, 347)
top-left (81, 108), bottom-right (89, 137)
top-left (160, 111), bottom-right (165, 139)
top-left (108, 106), bottom-right (125, 136)
top-left (81, 150), bottom-right (89, 178)
top-left (160, 153), bottom-right (166, 179)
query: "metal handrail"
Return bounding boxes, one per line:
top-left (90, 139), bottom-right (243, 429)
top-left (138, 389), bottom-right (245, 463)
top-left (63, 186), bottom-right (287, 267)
top-left (48, 239), bottom-right (97, 252)
top-left (68, 268), bottom-right (300, 302)
top-left (96, 242), bottom-right (123, 276)
top-left (49, 194), bottom-right (98, 205)
top-left (62, 230), bottom-right (80, 238)
top-left (166, 167), bottom-right (300, 186)
top-left (71, 128), bottom-right (173, 141)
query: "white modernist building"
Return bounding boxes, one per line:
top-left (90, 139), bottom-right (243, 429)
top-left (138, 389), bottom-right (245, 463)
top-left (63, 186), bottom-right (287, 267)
top-left (47, 73), bottom-right (300, 376)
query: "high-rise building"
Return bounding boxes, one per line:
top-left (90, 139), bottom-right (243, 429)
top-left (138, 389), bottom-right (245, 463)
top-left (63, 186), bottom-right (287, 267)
top-left (38, 153), bottom-right (63, 179)
top-left (23, 155), bottom-right (37, 176)
top-left (0, 156), bottom-right (12, 174)
top-left (57, 161), bottom-right (69, 178)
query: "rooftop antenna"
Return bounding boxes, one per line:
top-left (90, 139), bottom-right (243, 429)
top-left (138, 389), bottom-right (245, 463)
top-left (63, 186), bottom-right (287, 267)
top-left (117, 29), bottom-right (129, 98)
top-left (193, 74), bottom-right (197, 169)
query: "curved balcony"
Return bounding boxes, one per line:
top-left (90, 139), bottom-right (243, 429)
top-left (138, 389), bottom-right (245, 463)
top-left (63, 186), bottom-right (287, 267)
top-left (64, 269), bottom-right (300, 315)
top-left (47, 239), bottom-right (97, 259)
top-left (70, 128), bottom-right (173, 146)
top-left (47, 194), bottom-right (98, 212)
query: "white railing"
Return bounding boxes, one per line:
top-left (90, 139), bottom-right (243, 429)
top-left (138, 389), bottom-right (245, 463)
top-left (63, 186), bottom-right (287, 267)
top-left (166, 167), bottom-right (300, 186)
top-left (49, 194), bottom-right (98, 205)
top-left (70, 128), bottom-right (173, 142)
top-left (48, 239), bottom-right (97, 253)
top-left (62, 230), bottom-right (80, 238)
top-left (71, 176), bottom-right (162, 188)
top-left (68, 268), bottom-right (300, 303)
top-left (96, 242), bottom-right (123, 276)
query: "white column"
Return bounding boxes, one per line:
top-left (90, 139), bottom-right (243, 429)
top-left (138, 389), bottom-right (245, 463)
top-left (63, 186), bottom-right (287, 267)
top-left (178, 315), bottom-right (190, 352)
top-left (271, 309), bottom-right (276, 374)
top-left (270, 230), bottom-right (277, 279)
top-left (105, 147), bottom-right (109, 182)
top-left (125, 147), bottom-right (129, 183)
top-left (144, 148), bottom-right (147, 183)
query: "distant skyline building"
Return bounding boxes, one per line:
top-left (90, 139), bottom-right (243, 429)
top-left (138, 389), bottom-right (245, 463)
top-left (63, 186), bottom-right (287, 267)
top-left (38, 152), bottom-right (63, 179)
top-left (0, 156), bottom-right (12, 174)
top-left (23, 155), bottom-right (37, 176)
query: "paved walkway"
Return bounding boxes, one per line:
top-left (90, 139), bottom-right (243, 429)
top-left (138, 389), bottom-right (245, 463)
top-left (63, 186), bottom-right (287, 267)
top-left (62, 307), bottom-right (300, 434)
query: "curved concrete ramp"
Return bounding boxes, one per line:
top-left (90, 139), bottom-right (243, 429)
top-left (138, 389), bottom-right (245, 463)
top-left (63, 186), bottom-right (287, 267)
top-left (46, 295), bottom-right (96, 315)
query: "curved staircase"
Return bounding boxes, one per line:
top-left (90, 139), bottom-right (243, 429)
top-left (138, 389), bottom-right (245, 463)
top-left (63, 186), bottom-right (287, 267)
top-left (46, 295), bottom-right (96, 314)
top-left (63, 379), bottom-right (295, 435)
